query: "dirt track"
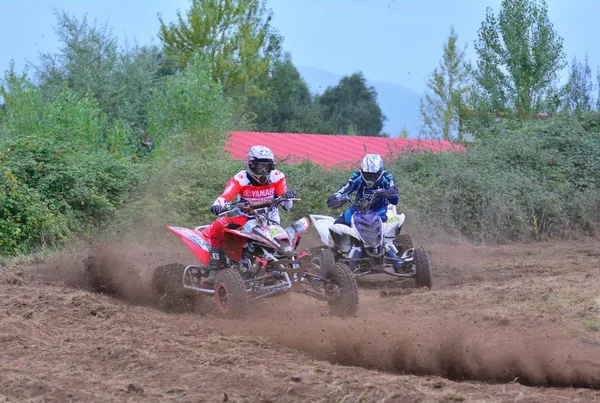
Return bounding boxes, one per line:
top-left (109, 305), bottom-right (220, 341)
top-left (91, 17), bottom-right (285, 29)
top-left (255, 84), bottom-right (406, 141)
top-left (2, 233), bottom-right (600, 402)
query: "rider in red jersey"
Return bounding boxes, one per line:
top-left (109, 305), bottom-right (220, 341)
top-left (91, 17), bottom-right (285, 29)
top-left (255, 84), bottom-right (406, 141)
top-left (203, 145), bottom-right (295, 282)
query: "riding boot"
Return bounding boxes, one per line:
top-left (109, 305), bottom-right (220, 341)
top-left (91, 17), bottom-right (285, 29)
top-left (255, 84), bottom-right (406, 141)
top-left (205, 247), bottom-right (225, 282)
top-left (348, 247), bottom-right (362, 271)
top-left (386, 249), bottom-right (403, 273)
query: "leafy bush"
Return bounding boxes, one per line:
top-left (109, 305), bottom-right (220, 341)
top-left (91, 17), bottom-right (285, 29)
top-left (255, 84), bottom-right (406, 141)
top-left (5, 137), bottom-right (137, 221)
top-left (0, 71), bottom-right (139, 255)
top-left (110, 156), bottom-right (239, 233)
top-left (391, 115), bottom-right (600, 242)
top-left (280, 160), bottom-right (351, 219)
top-left (0, 171), bottom-right (70, 255)
top-left (1, 51), bottom-right (234, 255)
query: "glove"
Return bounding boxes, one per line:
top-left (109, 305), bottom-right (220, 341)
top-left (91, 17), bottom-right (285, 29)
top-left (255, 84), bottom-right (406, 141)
top-left (386, 186), bottom-right (400, 199)
top-left (376, 187), bottom-right (399, 198)
top-left (282, 189), bottom-right (296, 199)
top-left (327, 193), bottom-right (347, 209)
top-left (327, 193), bottom-right (340, 204)
top-left (210, 204), bottom-right (224, 216)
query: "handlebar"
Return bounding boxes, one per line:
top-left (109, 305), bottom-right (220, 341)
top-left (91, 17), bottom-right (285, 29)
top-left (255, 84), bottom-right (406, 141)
top-left (329, 187), bottom-right (398, 210)
top-left (218, 196), bottom-right (301, 218)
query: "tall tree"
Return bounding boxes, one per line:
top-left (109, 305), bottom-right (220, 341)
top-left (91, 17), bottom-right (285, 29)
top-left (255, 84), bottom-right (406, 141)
top-left (420, 27), bottom-right (470, 141)
top-left (316, 72), bottom-right (386, 137)
top-left (35, 10), bottom-right (163, 132)
top-left (596, 67), bottom-right (600, 112)
top-left (399, 125), bottom-right (410, 138)
top-left (158, 0), bottom-right (282, 101)
top-left (246, 52), bottom-right (317, 133)
top-left (474, 0), bottom-right (566, 119)
top-left (562, 54), bottom-right (594, 114)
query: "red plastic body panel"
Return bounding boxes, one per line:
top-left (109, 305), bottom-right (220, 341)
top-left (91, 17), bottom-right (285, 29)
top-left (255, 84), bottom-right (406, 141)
top-left (167, 226), bottom-right (212, 265)
top-left (222, 223), bottom-right (281, 262)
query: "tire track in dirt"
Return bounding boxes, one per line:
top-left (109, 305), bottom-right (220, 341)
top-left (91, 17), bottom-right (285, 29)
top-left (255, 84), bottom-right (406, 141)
top-left (214, 296), bottom-right (600, 390)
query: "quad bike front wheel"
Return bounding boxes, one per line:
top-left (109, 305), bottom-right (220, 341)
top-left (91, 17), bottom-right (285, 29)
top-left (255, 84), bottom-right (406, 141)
top-left (413, 247), bottom-right (433, 289)
top-left (323, 260), bottom-right (359, 318)
top-left (152, 263), bottom-right (196, 313)
top-left (214, 268), bottom-right (249, 319)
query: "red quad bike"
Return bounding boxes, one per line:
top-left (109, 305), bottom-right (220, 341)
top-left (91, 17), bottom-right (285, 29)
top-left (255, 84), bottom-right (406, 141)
top-left (151, 196), bottom-right (359, 319)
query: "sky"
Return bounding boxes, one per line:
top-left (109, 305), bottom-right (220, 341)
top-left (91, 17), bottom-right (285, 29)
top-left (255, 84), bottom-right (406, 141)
top-left (1, 0), bottom-right (600, 95)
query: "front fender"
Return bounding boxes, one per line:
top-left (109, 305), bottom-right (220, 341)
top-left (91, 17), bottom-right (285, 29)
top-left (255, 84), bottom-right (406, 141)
top-left (329, 223), bottom-right (362, 241)
top-left (328, 223), bottom-right (361, 253)
top-left (383, 218), bottom-right (401, 238)
top-left (309, 214), bottom-right (336, 246)
top-left (386, 209), bottom-right (406, 227)
top-left (285, 217), bottom-right (311, 248)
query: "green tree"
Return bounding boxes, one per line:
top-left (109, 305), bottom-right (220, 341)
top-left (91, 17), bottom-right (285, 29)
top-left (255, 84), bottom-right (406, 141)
top-left (399, 125), bottom-right (410, 138)
top-left (474, 0), bottom-right (566, 119)
top-left (147, 54), bottom-right (231, 154)
top-left (597, 67), bottom-right (600, 111)
top-left (246, 52), bottom-right (318, 133)
top-left (420, 27), bottom-right (470, 141)
top-left (562, 54), bottom-right (594, 114)
top-left (316, 72), bottom-right (386, 137)
top-left (158, 0), bottom-right (282, 102)
top-left (34, 10), bottom-right (163, 140)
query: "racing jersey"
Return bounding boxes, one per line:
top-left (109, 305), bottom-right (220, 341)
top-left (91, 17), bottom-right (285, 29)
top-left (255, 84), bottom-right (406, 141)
top-left (212, 170), bottom-right (292, 223)
top-left (336, 170), bottom-right (399, 212)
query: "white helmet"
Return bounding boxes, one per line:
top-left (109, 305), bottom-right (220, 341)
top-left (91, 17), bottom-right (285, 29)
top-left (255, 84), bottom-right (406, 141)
top-left (246, 145), bottom-right (275, 185)
top-left (360, 154), bottom-right (384, 188)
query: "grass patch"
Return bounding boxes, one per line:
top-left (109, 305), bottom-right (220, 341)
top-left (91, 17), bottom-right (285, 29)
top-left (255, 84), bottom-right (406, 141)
top-left (579, 318), bottom-right (600, 332)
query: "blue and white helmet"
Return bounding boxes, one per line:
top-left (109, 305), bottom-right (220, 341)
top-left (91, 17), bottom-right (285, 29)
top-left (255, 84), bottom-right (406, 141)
top-left (360, 154), bottom-right (384, 188)
top-left (246, 145), bottom-right (275, 185)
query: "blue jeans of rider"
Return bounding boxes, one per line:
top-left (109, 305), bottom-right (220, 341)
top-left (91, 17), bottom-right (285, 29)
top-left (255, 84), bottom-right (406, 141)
top-left (335, 205), bottom-right (403, 272)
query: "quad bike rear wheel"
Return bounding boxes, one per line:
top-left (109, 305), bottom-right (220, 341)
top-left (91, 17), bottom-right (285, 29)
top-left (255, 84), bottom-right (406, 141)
top-left (322, 258), bottom-right (359, 317)
top-left (214, 268), bottom-right (249, 319)
top-left (394, 234), bottom-right (414, 256)
top-left (152, 263), bottom-right (196, 313)
top-left (413, 247), bottom-right (433, 289)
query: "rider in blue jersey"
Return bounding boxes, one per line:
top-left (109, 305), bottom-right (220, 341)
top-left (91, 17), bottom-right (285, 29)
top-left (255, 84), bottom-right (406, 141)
top-left (327, 154), bottom-right (403, 272)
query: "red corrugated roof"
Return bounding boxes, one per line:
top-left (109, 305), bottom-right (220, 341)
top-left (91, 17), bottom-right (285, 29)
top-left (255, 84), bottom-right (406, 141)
top-left (225, 131), bottom-right (465, 167)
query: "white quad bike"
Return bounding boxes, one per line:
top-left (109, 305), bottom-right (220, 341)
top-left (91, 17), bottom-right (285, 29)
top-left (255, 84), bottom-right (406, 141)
top-left (309, 191), bottom-right (432, 288)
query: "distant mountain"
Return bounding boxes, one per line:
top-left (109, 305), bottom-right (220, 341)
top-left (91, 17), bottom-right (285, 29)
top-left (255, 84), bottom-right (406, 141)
top-left (297, 66), bottom-right (422, 138)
